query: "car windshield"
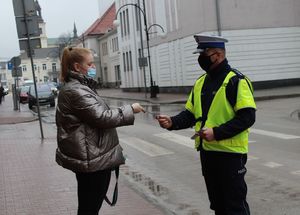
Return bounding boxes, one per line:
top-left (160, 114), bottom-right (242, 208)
top-left (38, 85), bottom-right (51, 92)
top-left (30, 84), bottom-right (51, 94)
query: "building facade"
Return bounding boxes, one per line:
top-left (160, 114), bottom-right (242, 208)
top-left (98, 28), bottom-right (121, 87)
top-left (115, 0), bottom-right (300, 92)
top-left (19, 47), bottom-right (60, 84)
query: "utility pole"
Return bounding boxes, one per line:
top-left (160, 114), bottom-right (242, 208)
top-left (13, 0), bottom-right (44, 139)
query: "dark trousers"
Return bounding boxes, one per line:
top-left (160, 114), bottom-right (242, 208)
top-left (200, 151), bottom-right (250, 215)
top-left (75, 169), bottom-right (111, 215)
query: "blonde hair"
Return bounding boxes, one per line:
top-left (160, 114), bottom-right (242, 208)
top-left (60, 47), bottom-right (91, 82)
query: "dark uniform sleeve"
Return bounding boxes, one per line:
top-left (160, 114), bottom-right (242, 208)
top-left (213, 75), bottom-right (256, 140)
top-left (213, 108), bottom-right (255, 140)
top-left (169, 110), bottom-right (196, 130)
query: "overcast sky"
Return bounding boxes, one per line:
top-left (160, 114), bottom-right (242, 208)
top-left (0, 0), bottom-right (114, 60)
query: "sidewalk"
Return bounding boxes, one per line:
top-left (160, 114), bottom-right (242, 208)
top-left (97, 85), bottom-right (300, 104)
top-left (0, 95), bottom-right (166, 215)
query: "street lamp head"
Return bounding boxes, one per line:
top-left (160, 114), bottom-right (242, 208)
top-left (113, 19), bottom-right (120, 27)
top-left (160, 31), bottom-right (167, 39)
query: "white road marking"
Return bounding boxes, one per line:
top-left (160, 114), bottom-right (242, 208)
top-left (251, 128), bottom-right (300, 139)
top-left (291, 170), bottom-right (300, 176)
top-left (154, 132), bottom-right (195, 149)
top-left (263, 162), bottom-right (283, 168)
top-left (120, 137), bottom-right (174, 157)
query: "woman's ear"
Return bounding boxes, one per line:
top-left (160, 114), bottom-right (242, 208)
top-left (73, 62), bottom-right (80, 72)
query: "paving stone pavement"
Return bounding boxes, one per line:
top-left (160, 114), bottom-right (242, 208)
top-left (0, 95), bottom-right (166, 215)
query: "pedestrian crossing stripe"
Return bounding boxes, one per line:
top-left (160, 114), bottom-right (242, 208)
top-left (153, 132), bottom-right (195, 149)
top-left (251, 128), bottom-right (300, 139)
top-left (263, 162), bottom-right (283, 168)
top-left (120, 137), bottom-right (174, 157)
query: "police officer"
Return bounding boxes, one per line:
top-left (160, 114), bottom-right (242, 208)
top-left (156, 35), bottom-right (256, 215)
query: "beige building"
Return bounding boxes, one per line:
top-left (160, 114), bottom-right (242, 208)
top-left (19, 47), bottom-right (60, 84)
top-left (98, 28), bottom-right (121, 87)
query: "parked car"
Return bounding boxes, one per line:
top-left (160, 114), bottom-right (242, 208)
top-left (28, 84), bottom-right (55, 109)
top-left (47, 82), bottom-right (58, 95)
top-left (3, 86), bottom-right (9, 95)
top-left (19, 85), bottom-right (30, 103)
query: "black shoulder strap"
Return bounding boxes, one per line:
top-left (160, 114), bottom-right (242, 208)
top-left (104, 167), bottom-right (119, 206)
top-left (231, 68), bottom-right (253, 94)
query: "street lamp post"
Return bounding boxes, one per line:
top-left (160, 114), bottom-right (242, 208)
top-left (114, 3), bottom-right (165, 98)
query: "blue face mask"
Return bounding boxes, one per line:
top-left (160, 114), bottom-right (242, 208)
top-left (87, 67), bottom-right (97, 78)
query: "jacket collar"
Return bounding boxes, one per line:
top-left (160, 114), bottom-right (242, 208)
top-left (67, 71), bottom-right (98, 90)
top-left (206, 59), bottom-right (231, 80)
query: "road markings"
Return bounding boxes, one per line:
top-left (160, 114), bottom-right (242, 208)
top-left (154, 132), bottom-right (195, 149)
top-left (263, 162), bottom-right (283, 168)
top-left (120, 137), bottom-right (174, 157)
top-left (291, 170), bottom-right (300, 176)
top-left (251, 128), bottom-right (300, 139)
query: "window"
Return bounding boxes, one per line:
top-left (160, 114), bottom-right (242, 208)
top-left (120, 12), bottom-right (124, 37)
top-left (22, 65), bottom-right (27, 72)
top-left (33, 64), bottom-right (37, 71)
top-left (104, 67), bottom-right (108, 82)
top-left (123, 53), bottom-right (126, 72)
top-left (112, 37), bottom-right (119, 52)
top-left (52, 63), bottom-right (56, 72)
top-left (115, 65), bottom-right (121, 82)
top-left (42, 64), bottom-right (47, 70)
top-left (126, 52), bottom-right (129, 72)
top-left (135, 6), bottom-right (140, 31)
top-left (129, 51), bottom-right (133, 71)
top-left (126, 9), bottom-right (130, 36)
top-left (123, 11), bottom-right (126, 36)
top-left (102, 42), bottom-right (108, 55)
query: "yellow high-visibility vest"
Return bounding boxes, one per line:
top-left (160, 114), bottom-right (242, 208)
top-left (185, 71), bottom-right (256, 153)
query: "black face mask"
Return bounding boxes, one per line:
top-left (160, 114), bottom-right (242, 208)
top-left (198, 53), bottom-right (217, 72)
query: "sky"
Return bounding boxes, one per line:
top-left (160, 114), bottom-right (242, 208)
top-left (0, 0), bottom-right (114, 60)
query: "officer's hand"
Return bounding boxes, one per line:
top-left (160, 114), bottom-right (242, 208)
top-left (156, 115), bottom-right (172, 129)
top-left (199, 128), bottom-right (215, 142)
top-left (131, 103), bottom-right (145, 113)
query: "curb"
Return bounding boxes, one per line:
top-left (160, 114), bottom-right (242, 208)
top-left (0, 116), bottom-right (38, 125)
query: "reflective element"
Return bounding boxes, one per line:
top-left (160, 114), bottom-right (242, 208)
top-left (87, 67), bottom-right (96, 78)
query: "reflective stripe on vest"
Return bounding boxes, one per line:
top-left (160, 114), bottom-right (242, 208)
top-left (185, 71), bottom-right (256, 153)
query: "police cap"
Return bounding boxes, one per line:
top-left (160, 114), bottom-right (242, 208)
top-left (193, 34), bottom-right (228, 54)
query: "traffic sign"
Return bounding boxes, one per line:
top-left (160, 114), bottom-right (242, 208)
top-left (12, 0), bottom-right (36, 17)
top-left (12, 67), bottom-right (23, 77)
top-left (10, 56), bottom-right (21, 68)
top-left (7, 62), bottom-right (13, 70)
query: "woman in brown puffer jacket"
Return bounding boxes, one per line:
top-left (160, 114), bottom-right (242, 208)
top-left (56, 47), bottom-right (144, 215)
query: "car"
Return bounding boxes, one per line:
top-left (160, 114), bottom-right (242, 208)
top-left (47, 82), bottom-right (58, 95)
top-left (28, 84), bottom-right (55, 109)
top-left (3, 86), bottom-right (9, 95)
top-left (19, 85), bottom-right (30, 103)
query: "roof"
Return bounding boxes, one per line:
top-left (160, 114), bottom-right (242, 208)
top-left (83, 3), bottom-right (116, 37)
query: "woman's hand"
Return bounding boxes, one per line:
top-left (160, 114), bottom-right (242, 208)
top-left (131, 103), bottom-right (145, 113)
